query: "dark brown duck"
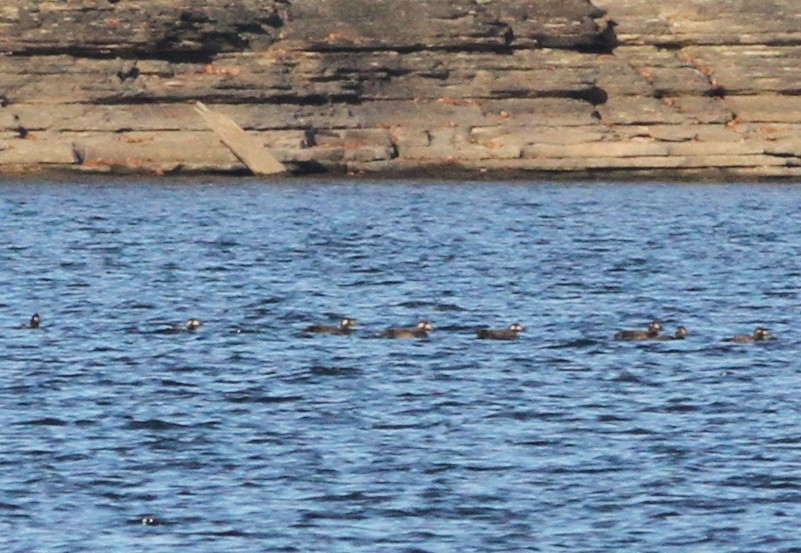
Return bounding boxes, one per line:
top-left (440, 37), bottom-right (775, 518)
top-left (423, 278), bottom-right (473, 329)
top-left (381, 320), bottom-right (433, 339)
top-left (724, 327), bottom-right (770, 343)
top-left (17, 313), bottom-right (40, 329)
top-left (476, 322), bottom-right (524, 340)
top-left (614, 320), bottom-right (662, 341)
top-left (304, 318), bottom-right (357, 335)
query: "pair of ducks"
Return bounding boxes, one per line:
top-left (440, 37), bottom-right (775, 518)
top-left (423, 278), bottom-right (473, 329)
top-left (304, 319), bottom-right (526, 340)
top-left (16, 314), bottom-right (204, 333)
top-left (614, 320), bottom-right (771, 343)
top-left (304, 318), bottom-right (433, 339)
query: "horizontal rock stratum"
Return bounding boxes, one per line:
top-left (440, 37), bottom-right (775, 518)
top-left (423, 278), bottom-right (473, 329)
top-left (1, 0), bottom-right (801, 179)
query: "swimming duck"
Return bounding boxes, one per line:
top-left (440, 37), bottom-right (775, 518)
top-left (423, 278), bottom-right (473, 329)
top-left (141, 515), bottom-right (160, 526)
top-left (17, 313), bottom-right (40, 329)
top-left (476, 322), bottom-right (524, 340)
top-left (653, 326), bottom-right (689, 340)
top-left (381, 320), bottom-right (433, 339)
top-left (614, 320), bottom-right (662, 340)
top-left (724, 327), bottom-right (770, 343)
top-left (304, 318), bottom-right (357, 335)
top-left (164, 318), bottom-right (202, 333)
top-left (185, 318), bottom-right (202, 331)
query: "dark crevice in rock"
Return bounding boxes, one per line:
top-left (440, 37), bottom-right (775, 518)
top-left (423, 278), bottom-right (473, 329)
top-left (89, 94), bottom-right (363, 107)
top-left (543, 21), bottom-right (618, 54)
top-left (704, 86), bottom-right (727, 99)
top-left (567, 85), bottom-right (608, 105)
top-left (482, 85), bottom-right (608, 105)
top-left (644, 38), bottom-right (801, 49)
top-left (655, 42), bottom-right (684, 52)
top-left (572, 41), bottom-right (616, 54)
top-left (297, 39), bottom-right (619, 56)
top-left (289, 160), bottom-right (331, 174)
top-left (5, 47), bottom-right (217, 64)
top-left (303, 43), bottom-right (515, 55)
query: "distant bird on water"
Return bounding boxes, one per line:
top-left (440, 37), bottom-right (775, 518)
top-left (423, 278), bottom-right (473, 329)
top-left (476, 322), bottom-right (525, 340)
top-left (183, 318), bottom-right (202, 331)
top-left (162, 318), bottom-right (202, 333)
top-left (723, 327), bottom-right (770, 343)
top-left (17, 313), bottom-right (41, 329)
top-left (304, 318), bottom-right (357, 335)
top-left (381, 320), bottom-right (434, 339)
top-left (614, 320), bottom-right (662, 341)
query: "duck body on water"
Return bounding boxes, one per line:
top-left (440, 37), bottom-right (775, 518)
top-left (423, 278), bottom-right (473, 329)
top-left (613, 320), bottom-right (662, 341)
top-left (158, 318), bottom-right (203, 334)
top-left (476, 322), bottom-right (525, 340)
top-left (723, 327), bottom-right (771, 343)
top-left (381, 320), bottom-right (434, 339)
top-left (16, 313), bottom-right (40, 329)
top-left (304, 318), bottom-right (357, 335)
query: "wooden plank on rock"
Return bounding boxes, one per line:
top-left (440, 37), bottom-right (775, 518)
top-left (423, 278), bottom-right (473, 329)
top-left (194, 101), bottom-right (287, 176)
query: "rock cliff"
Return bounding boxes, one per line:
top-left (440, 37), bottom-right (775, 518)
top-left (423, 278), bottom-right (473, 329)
top-left (1, 0), bottom-right (800, 179)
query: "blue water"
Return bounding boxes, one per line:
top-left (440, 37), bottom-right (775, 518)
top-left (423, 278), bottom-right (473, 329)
top-left (2, 179), bottom-right (801, 552)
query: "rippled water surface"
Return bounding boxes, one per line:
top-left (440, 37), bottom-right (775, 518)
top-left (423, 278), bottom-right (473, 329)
top-left (2, 178), bottom-right (801, 552)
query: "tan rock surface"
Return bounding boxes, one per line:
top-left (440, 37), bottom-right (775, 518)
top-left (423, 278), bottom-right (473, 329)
top-left (0, 0), bottom-right (799, 179)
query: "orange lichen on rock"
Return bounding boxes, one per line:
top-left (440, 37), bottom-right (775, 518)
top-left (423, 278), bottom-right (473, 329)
top-left (200, 64), bottom-right (241, 76)
top-left (437, 97), bottom-right (480, 107)
top-left (123, 135), bottom-right (154, 144)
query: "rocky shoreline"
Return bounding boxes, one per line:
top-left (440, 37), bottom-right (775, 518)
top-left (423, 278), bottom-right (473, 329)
top-left (1, 0), bottom-right (801, 180)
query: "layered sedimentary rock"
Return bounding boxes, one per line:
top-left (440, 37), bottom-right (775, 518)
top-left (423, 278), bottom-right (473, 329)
top-left (0, 0), bottom-right (800, 178)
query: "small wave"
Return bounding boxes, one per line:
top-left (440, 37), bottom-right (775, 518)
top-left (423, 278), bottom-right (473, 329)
top-left (545, 338), bottom-right (598, 349)
top-left (596, 414), bottom-right (631, 423)
top-left (372, 422), bottom-right (432, 431)
top-left (19, 417), bottom-right (67, 426)
top-left (434, 324), bottom-right (475, 332)
top-left (434, 303), bottom-right (465, 312)
top-left (612, 371), bottom-right (646, 384)
top-left (514, 438), bottom-right (562, 447)
top-left (422, 462), bottom-right (458, 474)
top-left (125, 418), bottom-right (187, 431)
top-left (299, 509), bottom-right (369, 522)
top-left (621, 426), bottom-right (656, 435)
top-left (54, 452), bottom-right (89, 462)
top-left (309, 366), bottom-right (361, 376)
top-left (646, 402), bottom-right (699, 414)
top-left (200, 529), bottom-right (249, 537)
top-left (349, 267), bottom-right (383, 274)
top-left (91, 345), bottom-right (118, 352)
top-left (486, 410), bottom-right (564, 422)
top-left (310, 491), bottom-right (389, 503)
top-left (396, 300), bottom-right (431, 309)
top-left (159, 379), bottom-right (196, 388)
top-left (225, 392), bottom-right (303, 404)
